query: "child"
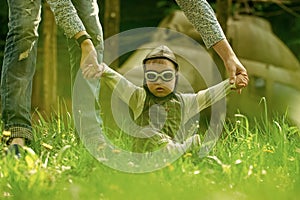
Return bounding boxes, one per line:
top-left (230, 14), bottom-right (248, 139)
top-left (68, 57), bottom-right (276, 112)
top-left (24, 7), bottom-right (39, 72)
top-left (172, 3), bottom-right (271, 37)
top-left (98, 45), bottom-right (248, 153)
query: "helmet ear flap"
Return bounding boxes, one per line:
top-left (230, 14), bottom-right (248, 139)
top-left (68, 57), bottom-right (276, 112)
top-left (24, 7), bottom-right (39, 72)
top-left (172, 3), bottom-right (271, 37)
top-left (143, 64), bottom-right (147, 86)
top-left (174, 73), bottom-right (179, 92)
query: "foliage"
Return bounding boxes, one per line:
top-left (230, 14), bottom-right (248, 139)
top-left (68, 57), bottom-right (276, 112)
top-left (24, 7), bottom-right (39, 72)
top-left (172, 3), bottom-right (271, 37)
top-left (253, 2), bottom-right (300, 60)
top-left (0, 101), bottom-right (299, 200)
top-left (156, 0), bottom-right (180, 15)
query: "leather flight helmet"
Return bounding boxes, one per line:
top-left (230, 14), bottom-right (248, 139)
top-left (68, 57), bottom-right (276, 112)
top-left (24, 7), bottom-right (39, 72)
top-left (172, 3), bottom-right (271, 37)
top-left (143, 45), bottom-right (178, 70)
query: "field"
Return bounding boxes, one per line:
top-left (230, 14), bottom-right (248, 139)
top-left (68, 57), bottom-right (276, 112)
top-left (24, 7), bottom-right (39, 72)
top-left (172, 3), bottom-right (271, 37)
top-left (0, 103), bottom-right (299, 200)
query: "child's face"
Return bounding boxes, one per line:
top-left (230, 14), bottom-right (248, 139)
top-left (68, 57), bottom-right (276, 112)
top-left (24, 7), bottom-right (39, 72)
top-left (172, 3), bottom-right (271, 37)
top-left (144, 59), bottom-right (177, 97)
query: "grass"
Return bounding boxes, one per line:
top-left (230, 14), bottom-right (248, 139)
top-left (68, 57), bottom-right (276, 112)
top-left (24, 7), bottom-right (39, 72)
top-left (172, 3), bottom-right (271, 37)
top-left (0, 102), bottom-right (299, 200)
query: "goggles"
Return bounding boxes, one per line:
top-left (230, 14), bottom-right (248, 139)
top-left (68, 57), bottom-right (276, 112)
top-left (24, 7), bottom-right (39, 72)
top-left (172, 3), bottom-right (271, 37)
top-left (145, 70), bottom-right (176, 82)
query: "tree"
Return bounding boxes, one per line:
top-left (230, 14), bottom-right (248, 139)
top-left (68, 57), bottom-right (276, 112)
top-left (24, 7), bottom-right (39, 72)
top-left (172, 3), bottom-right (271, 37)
top-left (104, 0), bottom-right (120, 69)
top-left (32, 2), bottom-right (57, 114)
top-left (216, 0), bottom-right (231, 35)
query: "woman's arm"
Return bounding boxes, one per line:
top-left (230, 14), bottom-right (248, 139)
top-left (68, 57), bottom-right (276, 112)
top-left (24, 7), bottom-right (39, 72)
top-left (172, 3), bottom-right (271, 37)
top-left (175, 0), bottom-right (225, 49)
top-left (47, 0), bottom-right (104, 78)
top-left (47, 0), bottom-right (85, 38)
top-left (175, 0), bottom-right (249, 91)
top-left (212, 39), bottom-right (248, 91)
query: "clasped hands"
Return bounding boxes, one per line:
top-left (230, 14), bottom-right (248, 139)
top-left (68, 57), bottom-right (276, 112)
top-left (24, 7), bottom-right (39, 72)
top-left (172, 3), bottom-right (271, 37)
top-left (80, 42), bottom-right (104, 79)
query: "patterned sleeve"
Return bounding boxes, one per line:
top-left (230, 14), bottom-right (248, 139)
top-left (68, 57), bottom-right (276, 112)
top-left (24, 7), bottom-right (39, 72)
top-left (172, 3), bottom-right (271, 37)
top-left (47, 0), bottom-right (85, 38)
top-left (175, 0), bottom-right (225, 48)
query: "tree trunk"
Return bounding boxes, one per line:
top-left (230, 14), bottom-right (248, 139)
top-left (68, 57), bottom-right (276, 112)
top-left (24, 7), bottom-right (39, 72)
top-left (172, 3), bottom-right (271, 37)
top-left (104, 0), bottom-right (120, 69)
top-left (42, 2), bottom-right (57, 113)
top-left (216, 0), bottom-right (231, 36)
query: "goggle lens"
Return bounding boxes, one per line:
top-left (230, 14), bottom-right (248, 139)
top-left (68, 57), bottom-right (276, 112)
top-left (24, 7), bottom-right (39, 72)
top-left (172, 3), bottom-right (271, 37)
top-left (145, 70), bottom-right (175, 82)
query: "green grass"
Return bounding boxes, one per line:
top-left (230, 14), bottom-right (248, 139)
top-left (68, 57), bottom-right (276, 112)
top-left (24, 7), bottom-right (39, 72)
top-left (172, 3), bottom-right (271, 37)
top-left (0, 104), bottom-right (299, 200)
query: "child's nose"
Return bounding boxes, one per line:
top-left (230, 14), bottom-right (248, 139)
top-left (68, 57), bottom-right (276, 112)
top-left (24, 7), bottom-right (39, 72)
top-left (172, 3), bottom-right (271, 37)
top-left (155, 77), bottom-right (164, 83)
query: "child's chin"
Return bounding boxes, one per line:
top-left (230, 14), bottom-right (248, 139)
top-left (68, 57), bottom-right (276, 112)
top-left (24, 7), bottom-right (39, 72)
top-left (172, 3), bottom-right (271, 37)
top-left (154, 92), bottom-right (170, 97)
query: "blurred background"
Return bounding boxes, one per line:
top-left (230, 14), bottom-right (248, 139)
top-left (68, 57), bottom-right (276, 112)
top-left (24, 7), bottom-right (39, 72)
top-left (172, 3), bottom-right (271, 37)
top-left (0, 0), bottom-right (299, 126)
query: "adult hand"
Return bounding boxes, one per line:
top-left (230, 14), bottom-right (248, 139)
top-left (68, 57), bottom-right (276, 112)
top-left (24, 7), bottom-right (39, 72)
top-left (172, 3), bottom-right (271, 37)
top-left (224, 56), bottom-right (249, 94)
top-left (212, 39), bottom-right (249, 94)
top-left (80, 39), bottom-right (104, 79)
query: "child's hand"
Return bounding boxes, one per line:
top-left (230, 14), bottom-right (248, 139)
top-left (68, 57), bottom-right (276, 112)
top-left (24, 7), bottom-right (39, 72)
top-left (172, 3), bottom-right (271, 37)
top-left (234, 72), bottom-right (249, 94)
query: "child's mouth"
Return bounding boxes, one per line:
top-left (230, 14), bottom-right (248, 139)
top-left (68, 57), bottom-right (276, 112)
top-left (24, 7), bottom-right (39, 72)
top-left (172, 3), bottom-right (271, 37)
top-left (156, 87), bottom-right (164, 92)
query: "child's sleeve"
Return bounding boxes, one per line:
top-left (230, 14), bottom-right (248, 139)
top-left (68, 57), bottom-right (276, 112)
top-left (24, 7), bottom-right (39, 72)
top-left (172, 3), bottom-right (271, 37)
top-left (102, 66), bottom-right (146, 111)
top-left (181, 79), bottom-right (235, 122)
top-left (195, 79), bottom-right (235, 111)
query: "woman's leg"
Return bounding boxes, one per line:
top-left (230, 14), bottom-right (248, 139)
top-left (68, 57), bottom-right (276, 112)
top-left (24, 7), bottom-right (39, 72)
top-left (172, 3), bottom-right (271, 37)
top-left (1, 0), bottom-right (42, 144)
